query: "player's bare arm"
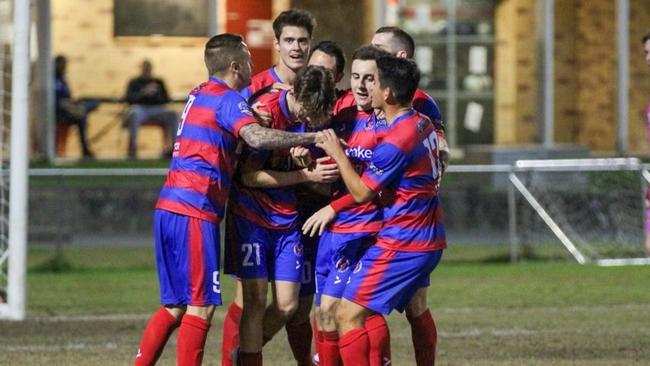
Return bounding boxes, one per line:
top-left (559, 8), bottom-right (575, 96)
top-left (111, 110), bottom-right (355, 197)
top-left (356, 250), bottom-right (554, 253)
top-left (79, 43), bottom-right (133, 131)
top-left (317, 129), bottom-right (374, 203)
top-left (239, 155), bottom-right (339, 188)
top-left (239, 123), bottom-right (322, 149)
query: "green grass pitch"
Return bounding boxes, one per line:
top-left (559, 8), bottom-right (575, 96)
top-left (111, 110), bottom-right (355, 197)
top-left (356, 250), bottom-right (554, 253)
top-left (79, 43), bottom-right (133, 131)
top-left (1, 244), bottom-right (649, 365)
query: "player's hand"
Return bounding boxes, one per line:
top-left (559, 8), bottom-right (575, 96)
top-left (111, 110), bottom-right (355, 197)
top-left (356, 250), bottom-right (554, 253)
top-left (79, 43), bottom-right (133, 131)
top-left (252, 102), bottom-right (272, 126)
top-left (290, 146), bottom-right (312, 168)
top-left (302, 205), bottom-right (336, 237)
top-left (305, 156), bottom-right (339, 183)
top-left (315, 129), bottom-right (346, 161)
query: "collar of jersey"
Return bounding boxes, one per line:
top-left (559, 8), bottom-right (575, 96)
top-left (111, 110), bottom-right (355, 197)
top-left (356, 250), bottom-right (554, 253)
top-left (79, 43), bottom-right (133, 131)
top-left (279, 90), bottom-right (292, 121)
top-left (208, 77), bottom-right (229, 88)
top-left (391, 108), bottom-right (416, 127)
top-left (270, 66), bottom-right (283, 83)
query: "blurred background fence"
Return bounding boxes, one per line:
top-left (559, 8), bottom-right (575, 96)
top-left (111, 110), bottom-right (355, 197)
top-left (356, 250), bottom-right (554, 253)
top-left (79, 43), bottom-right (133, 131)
top-left (28, 159), bottom-right (650, 264)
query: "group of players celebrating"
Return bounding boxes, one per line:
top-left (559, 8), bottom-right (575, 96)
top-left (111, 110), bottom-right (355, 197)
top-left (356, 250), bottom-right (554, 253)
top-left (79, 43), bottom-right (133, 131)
top-left (134, 8), bottom-right (449, 366)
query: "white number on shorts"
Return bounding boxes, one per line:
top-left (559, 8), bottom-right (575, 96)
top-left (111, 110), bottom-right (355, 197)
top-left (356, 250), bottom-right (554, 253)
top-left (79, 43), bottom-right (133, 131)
top-left (177, 94), bottom-right (196, 136)
top-left (212, 270), bottom-right (221, 294)
top-left (302, 260), bottom-right (312, 284)
top-left (242, 243), bottom-right (261, 267)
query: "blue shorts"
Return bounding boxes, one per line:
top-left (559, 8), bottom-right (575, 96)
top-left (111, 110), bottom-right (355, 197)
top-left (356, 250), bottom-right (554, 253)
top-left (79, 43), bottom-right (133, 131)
top-left (314, 230), bottom-right (373, 306)
top-left (232, 214), bottom-right (303, 283)
top-left (154, 209), bottom-right (222, 306)
top-left (299, 232), bottom-right (318, 297)
top-left (342, 246), bottom-right (443, 315)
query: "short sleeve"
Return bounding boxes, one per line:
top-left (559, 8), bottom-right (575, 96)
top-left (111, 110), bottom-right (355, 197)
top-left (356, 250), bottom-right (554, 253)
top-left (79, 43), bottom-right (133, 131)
top-left (218, 91), bottom-right (258, 137)
top-left (360, 142), bottom-right (408, 192)
top-left (239, 86), bottom-right (253, 101)
top-left (412, 93), bottom-right (439, 120)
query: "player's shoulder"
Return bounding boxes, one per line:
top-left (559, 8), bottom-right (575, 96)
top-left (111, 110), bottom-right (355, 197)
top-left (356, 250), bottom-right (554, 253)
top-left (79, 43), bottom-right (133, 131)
top-left (251, 68), bottom-right (276, 86)
top-left (383, 112), bottom-right (432, 149)
top-left (333, 89), bottom-right (355, 115)
top-left (413, 88), bottom-right (432, 101)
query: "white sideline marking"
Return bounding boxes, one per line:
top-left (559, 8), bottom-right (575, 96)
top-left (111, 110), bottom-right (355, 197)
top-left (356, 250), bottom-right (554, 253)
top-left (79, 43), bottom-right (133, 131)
top-left (28, 311), bottom-right (226, 322)
top-left (18, 303), bottom-right (650, 322)
top-left (439, 328), bottom-right (538, 338)
top-left (2, 342), bottom-right (119, 352)
top-left (434, 303), bottom-right (650, 314)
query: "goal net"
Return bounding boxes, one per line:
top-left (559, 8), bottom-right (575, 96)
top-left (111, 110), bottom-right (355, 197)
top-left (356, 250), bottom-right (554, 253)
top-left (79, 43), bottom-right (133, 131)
top-left (510, 158), bottom-right (650, 266)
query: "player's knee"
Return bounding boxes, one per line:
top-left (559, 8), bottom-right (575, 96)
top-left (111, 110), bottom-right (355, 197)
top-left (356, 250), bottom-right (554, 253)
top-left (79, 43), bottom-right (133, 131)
top-left (275, 300), bottom-right (299, 319)
top-left (335, 302), bottom-right (358, 325)
top-left (319, 299), bottom-right (338, 318)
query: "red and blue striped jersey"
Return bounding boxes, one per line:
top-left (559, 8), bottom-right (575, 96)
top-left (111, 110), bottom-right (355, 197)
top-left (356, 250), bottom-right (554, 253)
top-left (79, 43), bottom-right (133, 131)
top-left (230, 89), bottom-right (303, 230)
top-left (155, 77), bottom-right (257, 224)
top-left (239, 66), bottom-right (283, 101)
top-left (360, 109), bottom-right (447, 252)
top-left (413, 88), bottom-right (445, 134)
top-left (329, 90), bottom-right (383, 234)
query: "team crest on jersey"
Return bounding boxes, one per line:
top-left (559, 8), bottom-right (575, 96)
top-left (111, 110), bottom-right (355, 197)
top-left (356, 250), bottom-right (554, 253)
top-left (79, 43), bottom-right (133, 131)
top-left (364, 118), bottom-right (375, 130)
top-left (293, 243), bottom-right (304, 256)
top-left (335, 258), bottom-right (350, 272)
top-left (238, 101), bottom-right (254, 116)
top-left (353, 261), bottom-right (363, 273)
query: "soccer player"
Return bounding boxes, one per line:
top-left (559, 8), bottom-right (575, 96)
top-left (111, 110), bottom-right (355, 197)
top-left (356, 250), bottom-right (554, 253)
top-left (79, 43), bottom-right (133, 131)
top-left (372, 26), bottom-right (447, 365)
top-left (302, 45), bottom-right (393, 366)
top-left (240, 9), bottom-right (316, 100)
top-left (372, 26), bottom-right (449, 173)
top-left (316, 56), bottom-right (446, 366)
top-left (284, 40), bottom-right (347, 366)
top-left (133, 33), bottom-right (323, 366)
top-left (220, 40), bottom-right (346, 366)
top-left (228, 65), bottom-right (337, 366)
top-left (221, 11), bottom-right (315, 365)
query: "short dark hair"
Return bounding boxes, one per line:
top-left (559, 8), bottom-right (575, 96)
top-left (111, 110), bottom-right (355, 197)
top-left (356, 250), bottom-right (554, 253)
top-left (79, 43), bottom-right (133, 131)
top-left (273, 9), bottom-right (316, 39)
top-left (204, 33), bottom-right (248, 75)
top-left (375, 26), bottom-right (415, 58)
top-left (352, 45), bottom-right (392, 62)
top-left (293, 65), bottom-right (336, 124)
top-left (376, 56), bottom-right (420, 105)
top-left (643, 32), bottom-right (650, 44)
top-left (311, 41), bottom-right (346, 75)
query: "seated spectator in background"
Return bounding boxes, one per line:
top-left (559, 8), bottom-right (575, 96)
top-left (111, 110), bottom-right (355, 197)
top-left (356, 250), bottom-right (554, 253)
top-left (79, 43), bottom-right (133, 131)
top-left (124, 60), bottom-right (178, 159)
top-left (55, 55), bottom-right (99, 159)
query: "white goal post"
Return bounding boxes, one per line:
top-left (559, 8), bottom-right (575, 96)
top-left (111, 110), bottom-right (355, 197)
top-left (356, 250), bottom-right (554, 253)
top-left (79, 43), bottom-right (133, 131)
top-left (509, 158), bottom-right (650, 267)
top-left (0, 0), bottom-right (30, 320)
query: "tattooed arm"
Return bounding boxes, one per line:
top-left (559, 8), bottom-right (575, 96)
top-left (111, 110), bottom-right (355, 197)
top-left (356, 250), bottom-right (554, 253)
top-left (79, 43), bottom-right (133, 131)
top-left (239, 123), bottom-right (320, 150)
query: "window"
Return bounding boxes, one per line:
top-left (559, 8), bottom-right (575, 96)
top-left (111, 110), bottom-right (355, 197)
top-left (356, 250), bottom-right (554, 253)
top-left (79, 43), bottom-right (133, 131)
top-left (114, 0), bottom-right (213, 37)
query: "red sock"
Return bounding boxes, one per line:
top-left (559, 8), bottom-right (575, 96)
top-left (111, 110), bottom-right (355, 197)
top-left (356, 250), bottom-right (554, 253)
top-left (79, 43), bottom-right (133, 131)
top-left (222, 303), bottom-right (243, 366)
top-left (286, 320), bottom-right (313, 366)
top-left (365, 314), bottom-right (391, 366)
top-left (176, 314), bottom-right (210, 366)
top-left (134, 307), bottom-right (180, 366)
top-left (320, 331), bottom-right (341, 366)
top-left (339, 328), bottom-right (369, 366)
top-left (240, 351), bottom-right (263, 366)
top-left (407, 310), bottom-right (437, 366)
